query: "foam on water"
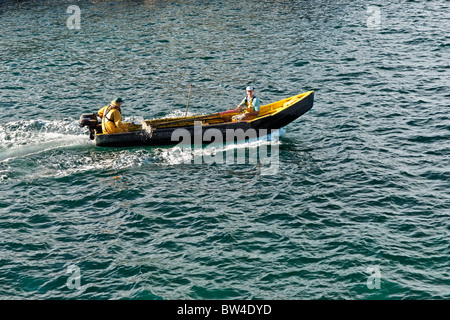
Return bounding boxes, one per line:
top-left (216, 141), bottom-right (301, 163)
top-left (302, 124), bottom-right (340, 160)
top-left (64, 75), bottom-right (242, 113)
top-left (0, 114), bottom-right (285, 180)
top-left (0, 119), bottom-right (91, 163)
top-left (0, 119), bottom-right (97, 180)
top-left (0, 118), bottom-right (157, 180)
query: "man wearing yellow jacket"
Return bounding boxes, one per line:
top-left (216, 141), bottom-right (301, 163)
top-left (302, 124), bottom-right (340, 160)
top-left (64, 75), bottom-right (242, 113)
top-left (98, 98), bottom-right (128, 134)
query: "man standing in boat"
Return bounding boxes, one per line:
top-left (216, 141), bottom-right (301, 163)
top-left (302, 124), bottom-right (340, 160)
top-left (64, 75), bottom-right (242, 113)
top-left (98, 98), bottom-right (129, 134)
top-left (232, 86), bottom-right (261, 121)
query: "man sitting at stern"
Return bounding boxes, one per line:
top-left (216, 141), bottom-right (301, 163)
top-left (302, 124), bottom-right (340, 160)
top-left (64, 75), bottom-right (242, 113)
top-left (98, 97), bottom-right (129, 134)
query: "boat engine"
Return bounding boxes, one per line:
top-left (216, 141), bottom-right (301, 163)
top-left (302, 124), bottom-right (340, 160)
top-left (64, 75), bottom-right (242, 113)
top-left (79, 113), bottom-right (98, 140)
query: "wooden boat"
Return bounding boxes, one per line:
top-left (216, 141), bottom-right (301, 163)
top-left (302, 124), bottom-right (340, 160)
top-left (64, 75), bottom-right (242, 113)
top-left (79, 91), bottom-right (314, 147)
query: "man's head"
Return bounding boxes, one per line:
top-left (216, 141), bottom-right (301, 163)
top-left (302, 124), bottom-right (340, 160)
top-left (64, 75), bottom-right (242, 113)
top-left (246, 86), bottom-right (254, 98)
top-left (112, 97), bottom-right (124, 107)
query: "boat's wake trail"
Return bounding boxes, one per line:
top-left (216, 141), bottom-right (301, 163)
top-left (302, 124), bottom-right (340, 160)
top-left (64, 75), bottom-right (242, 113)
top-left (0, 119), bottom-right (91, 163)
top-left (0, 118), bottom-right (156, 181)
top-left (0, 117), bottom-right (285, 182)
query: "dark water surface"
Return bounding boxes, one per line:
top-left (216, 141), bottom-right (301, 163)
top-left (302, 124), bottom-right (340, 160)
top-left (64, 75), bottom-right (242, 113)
top-left (0, 0), bottom-right (449, 299)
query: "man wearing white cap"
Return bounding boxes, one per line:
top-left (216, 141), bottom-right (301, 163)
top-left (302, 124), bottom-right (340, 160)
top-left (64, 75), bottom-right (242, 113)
top-left (232, 86), bottom-right (261, 121)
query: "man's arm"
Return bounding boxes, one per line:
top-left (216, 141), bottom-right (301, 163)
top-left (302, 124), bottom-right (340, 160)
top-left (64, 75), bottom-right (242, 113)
top-left (98, 106), bottom-right (106, 118)
top-left (235, 97), bottom-right (247, 111)
top-left (115, 110), bottom-right (132, 132)
top-left (242, 110), bottom-right (259, 120)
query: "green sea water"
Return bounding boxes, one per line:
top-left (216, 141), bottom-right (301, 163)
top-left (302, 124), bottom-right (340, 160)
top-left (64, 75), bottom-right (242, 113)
top-left (0, 0), bottom-right (449, 299)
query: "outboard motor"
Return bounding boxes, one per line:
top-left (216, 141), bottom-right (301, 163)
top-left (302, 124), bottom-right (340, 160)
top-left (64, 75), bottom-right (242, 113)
top-left (79, 113), bottom-right (99, 140)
